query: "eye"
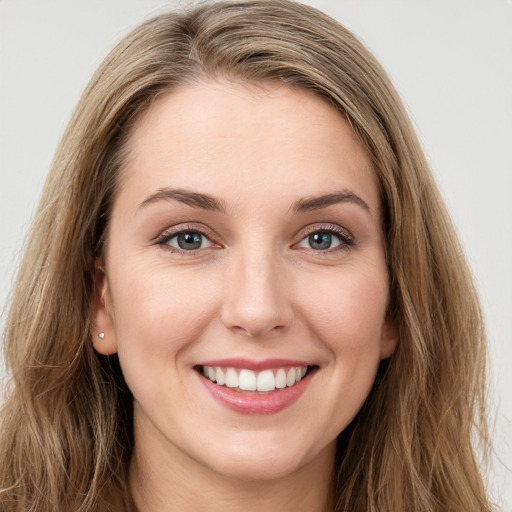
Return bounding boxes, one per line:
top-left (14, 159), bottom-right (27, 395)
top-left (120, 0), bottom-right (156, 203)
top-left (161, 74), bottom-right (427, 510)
top-left (164, 231), bottom-right (213, 251)
top-left (298, 231), bottom-right (341, 251)
top-left (296, 227), bottom-right (353, 252)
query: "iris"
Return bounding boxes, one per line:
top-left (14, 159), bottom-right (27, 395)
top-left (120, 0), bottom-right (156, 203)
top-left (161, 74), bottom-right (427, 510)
top-left (177, 232), bottom-right (203, 250)
top-left (309, 232), bottom-right (332, 250)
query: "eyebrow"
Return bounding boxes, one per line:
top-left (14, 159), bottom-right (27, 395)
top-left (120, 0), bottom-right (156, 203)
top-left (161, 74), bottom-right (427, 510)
top-left (291, 190), bottom-right (372, 215)
top-left (138, 187), bottom-right (371, 216)
top-left (138, 187), bottom-right (226, 212)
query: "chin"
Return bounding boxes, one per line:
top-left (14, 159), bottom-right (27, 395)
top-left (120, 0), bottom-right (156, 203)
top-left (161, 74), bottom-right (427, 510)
top-left (197, 433), bottom-right (333, 483)
top-left (206, 451), bottom-right (305, 482)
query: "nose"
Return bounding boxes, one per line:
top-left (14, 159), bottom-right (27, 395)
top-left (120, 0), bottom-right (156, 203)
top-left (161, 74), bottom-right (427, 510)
top-left (221, 248), bottom-right (293, 338)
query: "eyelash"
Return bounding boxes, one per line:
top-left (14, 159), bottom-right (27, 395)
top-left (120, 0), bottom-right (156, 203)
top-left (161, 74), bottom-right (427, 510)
top-left (155, 224), bottom-right (218, 254)
top-left (155, 223), bottom-right (354, 255)
top-left (298, 224), bottom-right (355, 253)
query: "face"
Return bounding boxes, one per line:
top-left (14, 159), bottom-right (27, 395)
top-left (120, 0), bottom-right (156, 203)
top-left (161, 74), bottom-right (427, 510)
top-left (92, 80), bottom-right (396, 483)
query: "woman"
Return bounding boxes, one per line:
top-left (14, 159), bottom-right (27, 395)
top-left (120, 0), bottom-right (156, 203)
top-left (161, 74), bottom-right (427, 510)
top-left (0, 1), bottom-right (493, 510)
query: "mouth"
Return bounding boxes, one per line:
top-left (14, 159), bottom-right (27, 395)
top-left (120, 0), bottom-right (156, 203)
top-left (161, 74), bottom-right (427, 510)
top-left (196, 364), bottom-right (315, 393)
top-left (194, 360), bottom-right (318, 415)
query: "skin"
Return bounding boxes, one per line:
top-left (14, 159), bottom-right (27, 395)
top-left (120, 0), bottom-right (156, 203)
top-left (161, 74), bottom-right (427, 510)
top-left (92, 80), bottom-right (397, 512)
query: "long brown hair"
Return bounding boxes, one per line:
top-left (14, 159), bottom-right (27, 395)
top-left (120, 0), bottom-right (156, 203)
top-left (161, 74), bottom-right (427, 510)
top-left (0, 1), bottom-right (492, 510)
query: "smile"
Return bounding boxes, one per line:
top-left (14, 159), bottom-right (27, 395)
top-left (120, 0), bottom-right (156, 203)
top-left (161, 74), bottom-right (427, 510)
top-left (201, 365), bottom-right (308, 392)
top-left (195, 360), bottom-right (318, 415)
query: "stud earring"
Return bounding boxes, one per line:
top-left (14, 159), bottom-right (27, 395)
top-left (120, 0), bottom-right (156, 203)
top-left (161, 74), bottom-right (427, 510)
top-left (98, 332), bottom-right (105, 339)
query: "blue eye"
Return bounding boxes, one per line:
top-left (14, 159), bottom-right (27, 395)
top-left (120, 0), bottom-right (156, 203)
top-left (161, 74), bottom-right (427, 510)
top-left (309, 232), bottom-right (336, 250)
top-left (297, 230), bottom-right (349, 251)
top-left (165, 231), bottom-right (212, 251)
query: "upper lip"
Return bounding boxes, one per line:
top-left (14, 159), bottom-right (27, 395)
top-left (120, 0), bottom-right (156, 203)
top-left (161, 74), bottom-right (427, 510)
top-left (195, 358), bottom-right (313, 371)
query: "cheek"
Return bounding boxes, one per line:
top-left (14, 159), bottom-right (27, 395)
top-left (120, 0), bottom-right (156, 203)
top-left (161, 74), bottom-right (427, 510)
top-left (108, 264), bottom-right (225, 415)
top-left (109, 260), bottom-right (222, 363)
top-left (286, 266), bottom-right (390, 445)
top-left (300, 266), bottom-right (389, 355)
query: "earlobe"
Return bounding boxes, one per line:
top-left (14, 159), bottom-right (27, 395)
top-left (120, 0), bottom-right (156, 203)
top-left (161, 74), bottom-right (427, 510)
top-left (379, 315), bottom-right (398, 360)
top-left (91, 261), bottom-right (118, 355)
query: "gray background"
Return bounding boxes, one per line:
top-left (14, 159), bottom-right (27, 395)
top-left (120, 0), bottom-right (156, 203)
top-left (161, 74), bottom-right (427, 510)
top-left (1, 0), bottom-right (511, 508)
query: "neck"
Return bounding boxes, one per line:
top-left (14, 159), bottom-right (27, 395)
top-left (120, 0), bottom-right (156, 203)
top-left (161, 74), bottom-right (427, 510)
top-left (129, 418), bottom-right (335, 512)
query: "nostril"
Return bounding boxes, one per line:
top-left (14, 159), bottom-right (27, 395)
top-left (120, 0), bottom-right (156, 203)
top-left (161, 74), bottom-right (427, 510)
top-left (228, 322), bottom-right (287, 338)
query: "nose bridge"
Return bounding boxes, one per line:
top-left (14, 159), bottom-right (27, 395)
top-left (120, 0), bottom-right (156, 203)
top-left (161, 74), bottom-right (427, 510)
top-left (221, 241), bottom-right (292, 337)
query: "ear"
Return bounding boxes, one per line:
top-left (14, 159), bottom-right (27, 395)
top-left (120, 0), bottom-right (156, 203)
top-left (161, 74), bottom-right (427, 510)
top-left (379, 313), bottom-right (398, 360)
top-left (90, 261), bottom-right (118, 355)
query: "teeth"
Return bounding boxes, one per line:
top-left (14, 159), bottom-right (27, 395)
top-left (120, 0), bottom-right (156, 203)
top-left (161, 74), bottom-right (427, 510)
top-left (257, 369), bottom-right (275, 392)
top-left (225, 368), bottom-right (238, 388)
top-left (202, 365), bottom-right (309, 392)
top-left (275, 368), bottom-right (287, 389)
top-left (216, 367), bottom-right (226, 385)
top-left (239, 369), bottom-right (257, 390)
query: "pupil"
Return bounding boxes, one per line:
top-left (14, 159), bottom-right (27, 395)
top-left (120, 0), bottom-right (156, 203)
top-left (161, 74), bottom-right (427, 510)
top-left (178, 232), bottom-right (201, 250)
top-left (310, 232), bottom-right (331, 250)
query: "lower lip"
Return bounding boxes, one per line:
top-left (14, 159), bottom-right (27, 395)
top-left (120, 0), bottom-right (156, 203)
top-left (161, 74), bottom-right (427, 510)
top-left (198, 370), bottom-right (314, 415)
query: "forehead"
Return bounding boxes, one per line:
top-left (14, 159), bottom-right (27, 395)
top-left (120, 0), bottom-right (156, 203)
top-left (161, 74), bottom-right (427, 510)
top-left (118, 79), bottom-right (380, 215)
